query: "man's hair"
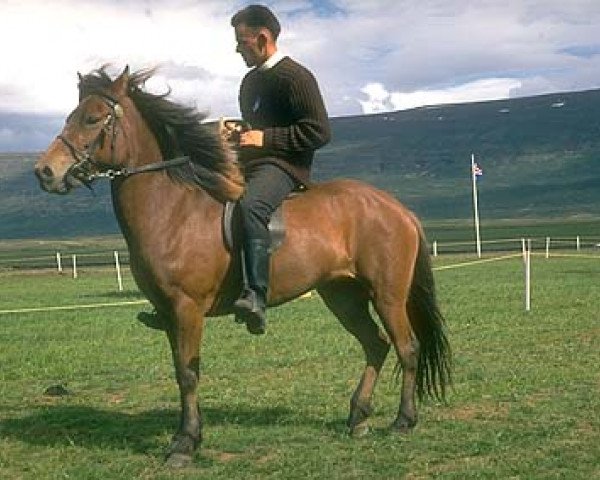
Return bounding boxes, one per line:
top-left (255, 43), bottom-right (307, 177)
top-left (230, 4), bottom-right (281, 40)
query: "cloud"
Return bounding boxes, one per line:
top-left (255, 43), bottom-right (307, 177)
top-left (359, 78), bottom-right (523, 113)
top-left (283, 0), bottom-right (600, 115)
top-left (358, 83), bottom-right (394, 113)
top-left (0, 1), bottom-right (244, 115)
top-left (2, 0), bottom-right (600, 150)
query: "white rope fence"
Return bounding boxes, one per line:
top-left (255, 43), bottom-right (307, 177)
top-left (0, 300), bottom-right (149, 316)
top-left (0, 251), bottom-right (540, 317)
top-left (1, 239), bottom-right (599, 316)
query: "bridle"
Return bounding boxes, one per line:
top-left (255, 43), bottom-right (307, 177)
top-left (58, 92), bottom-right (190, 186)
top-left (58, 92), bottom-right (125, 184)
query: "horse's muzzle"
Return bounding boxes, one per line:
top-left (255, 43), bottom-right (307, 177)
top-left (34, 164), bottom-right (76, 194)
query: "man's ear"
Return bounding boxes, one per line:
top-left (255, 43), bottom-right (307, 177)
top-left (256, 33), bottom-right (266, 50)
top-left (257, 28), bottom-right (271, 50)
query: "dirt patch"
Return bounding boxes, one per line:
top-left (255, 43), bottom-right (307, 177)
top-left (202, 448), bottom-right (278, 465)
top-left (203, 448), bottom-right (245, 463)
top-left (436, 401), bottom-right (510, 421)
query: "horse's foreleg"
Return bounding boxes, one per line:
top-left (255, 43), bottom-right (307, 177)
top-left (164, 295), bottom-right (205, 468)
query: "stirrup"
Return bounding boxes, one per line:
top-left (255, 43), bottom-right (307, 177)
top-left (235, 309), bottom-right (266, 335)
top-left (233, 291), bottom-right (266, 335)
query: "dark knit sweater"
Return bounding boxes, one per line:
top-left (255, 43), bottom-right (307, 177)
top-left (238, 56), bottom-right (331, 184)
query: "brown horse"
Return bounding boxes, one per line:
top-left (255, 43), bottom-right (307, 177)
top-left (34, 66), bottom-right (451, 467)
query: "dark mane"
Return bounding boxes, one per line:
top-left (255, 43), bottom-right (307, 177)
top-left (78, 66), bottom-right (244, 202)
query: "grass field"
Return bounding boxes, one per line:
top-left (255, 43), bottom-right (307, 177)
top-left (0, 251), bottom-right (599, 479)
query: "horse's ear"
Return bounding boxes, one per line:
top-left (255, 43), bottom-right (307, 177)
top-left (111, 65), bottom-right (130, 97)
top-left (77, 72), bottom-right (84, 100)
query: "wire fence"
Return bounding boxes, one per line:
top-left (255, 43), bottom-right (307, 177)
top-left (1, 237), bottom-right (599, 316)
top-left (430, 235), bottom-right (600, 256)
top-left (1, 235), bottom-right (599, 273)
top-left (0, 236), bottom-right (600, 284)
top-left (0, 249), bottom-right (130, 271)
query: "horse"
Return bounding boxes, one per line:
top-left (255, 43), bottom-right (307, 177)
top-left (34, 66), bottom-right (451, 467)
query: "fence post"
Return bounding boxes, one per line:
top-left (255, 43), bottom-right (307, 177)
top-left (576, 236), bottom-right (580, 251)
top-left (72, 254), bottom-right (78, 279)
top-left (114, 251), bottom-right (123, 292)
top-left (56, 252), bottom-right (63, 274)
top-left (432, 240), bottom-right (438, 257)
top-left (545, 237), bottom-right (550, 259)
top-left (525, 239), bottom-right (531, 311)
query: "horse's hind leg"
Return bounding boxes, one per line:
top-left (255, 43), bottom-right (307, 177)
top-left (317, 279), bottom-right (390, 437)
top-left (372, 292), bottom-right (419, 433)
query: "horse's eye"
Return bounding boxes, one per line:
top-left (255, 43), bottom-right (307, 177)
top-left (85, 115), bottom-right (101, 126)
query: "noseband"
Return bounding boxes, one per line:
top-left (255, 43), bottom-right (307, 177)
top-left (59, 92), bottom-right (190, 185)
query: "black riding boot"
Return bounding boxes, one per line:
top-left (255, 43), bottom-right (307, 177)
top-left (234, 238), bottom-right (270, 335)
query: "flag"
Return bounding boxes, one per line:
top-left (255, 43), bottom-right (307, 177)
top-left (472, 162), bottom-right (483, 179)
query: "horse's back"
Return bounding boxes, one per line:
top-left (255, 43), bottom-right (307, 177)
top-left (287, 178), bottom-right (420, 237)
top-left (303, 178), bottom-right (412, 209)
top-left (269, 178), bottom-right (422, 302)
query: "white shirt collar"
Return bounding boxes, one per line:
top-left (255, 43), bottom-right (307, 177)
top-left (257, 50), bottom-right (285, 71)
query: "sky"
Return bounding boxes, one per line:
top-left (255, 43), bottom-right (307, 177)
top-left (2, 0), bottom-right (600, 150)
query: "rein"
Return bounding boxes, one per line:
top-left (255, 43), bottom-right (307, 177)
top-left (90, 156), bottom-right (192, 180)
top-left (59, 92), bottom-right (191, 184)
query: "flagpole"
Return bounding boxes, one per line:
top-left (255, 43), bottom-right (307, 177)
top-left (471, 153), bottom-right (482, 258)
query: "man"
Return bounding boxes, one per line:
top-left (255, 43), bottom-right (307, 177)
top-left (229, 4), bottom-right (331, 334)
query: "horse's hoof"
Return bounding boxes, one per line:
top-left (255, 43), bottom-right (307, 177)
top-left (349, 422), bottom-right (370, 438)
top-left (165, 452), bottom-right (192, 468)
top-left (165, 432), bottom-right (199, 467)
top-left (389, 417), bottom-right (417, 434)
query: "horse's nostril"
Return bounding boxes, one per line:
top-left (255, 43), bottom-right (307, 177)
top-left (35, 165), bottom-right (55, 181)
top-left (42, 166), bottom-right (54, 178)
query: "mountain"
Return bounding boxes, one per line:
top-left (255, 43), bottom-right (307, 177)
top-left (312, 88), bottom-right (600, 220)
top-left (1, 88), bottom-right (600, 239)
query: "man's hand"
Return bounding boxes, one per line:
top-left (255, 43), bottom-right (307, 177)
top-left (239, 129), bottom-right (264, 148)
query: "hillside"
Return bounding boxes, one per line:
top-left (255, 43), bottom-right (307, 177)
top-left (2, 88), bottom-right (600, 239)
top-left (313, 89), bottom-right (600, 219)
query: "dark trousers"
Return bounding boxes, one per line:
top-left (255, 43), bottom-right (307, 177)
top-left (239, 163), bottom-right (298, 242)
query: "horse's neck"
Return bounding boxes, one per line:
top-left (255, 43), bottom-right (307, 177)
top-left (110, 172), bottom-right (214, 253)
top-left (110, 111), bottom-right (219, 256)
top-left (111, 116), bottom-right (189, 243)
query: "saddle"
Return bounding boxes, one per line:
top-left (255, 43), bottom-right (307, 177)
top-left (222, 193), bottom-right (304, 254)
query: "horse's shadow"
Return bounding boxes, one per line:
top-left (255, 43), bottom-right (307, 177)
top-left (81, 290), bottom-right (144, 300)
top-left (0, 404), bottom-right (346, 453)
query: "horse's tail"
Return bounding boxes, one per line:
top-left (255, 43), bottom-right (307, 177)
top-left (407, 227), bottom-right (452, 402)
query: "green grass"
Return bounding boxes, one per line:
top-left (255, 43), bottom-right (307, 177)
top-left (0, 253), bottom-right (599, 479)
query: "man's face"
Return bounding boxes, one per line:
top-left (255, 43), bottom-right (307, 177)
top-left (234, 23), bottom-right (265, 68)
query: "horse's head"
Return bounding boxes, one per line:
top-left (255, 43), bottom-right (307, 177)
top-left (34, 66), bottom-right (133, 194)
